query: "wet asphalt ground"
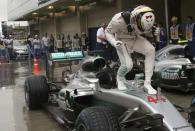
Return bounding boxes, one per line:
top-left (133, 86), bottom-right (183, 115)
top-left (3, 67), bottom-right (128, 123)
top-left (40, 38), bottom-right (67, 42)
top-left (0, 59), bottom-right (194, 131)
top-left (0, 60), bottom-right (64, 131)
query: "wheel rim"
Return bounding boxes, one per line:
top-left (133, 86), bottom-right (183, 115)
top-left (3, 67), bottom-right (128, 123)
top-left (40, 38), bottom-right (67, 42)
top-left (78, 124), bottom-right (87, 131)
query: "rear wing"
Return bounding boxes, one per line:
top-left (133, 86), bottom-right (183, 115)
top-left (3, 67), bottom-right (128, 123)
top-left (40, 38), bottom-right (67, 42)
top-left (46, 51), bottom-right (84, 82)
top-left (48, 51), bottom-right (84, 62)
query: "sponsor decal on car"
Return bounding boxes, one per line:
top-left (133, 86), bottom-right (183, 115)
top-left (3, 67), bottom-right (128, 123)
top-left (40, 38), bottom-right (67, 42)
top-left (161, 72), bottom-right (180, 80)
top-left (50, 51), bottom-right (84, 60)
top-left (160, 67), bottom-right (180, 80)
top-left (147, 96), bottom-right (166, 104)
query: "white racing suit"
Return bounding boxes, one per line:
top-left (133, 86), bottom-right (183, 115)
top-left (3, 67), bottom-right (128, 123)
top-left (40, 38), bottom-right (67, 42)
top-left (105, 12), bottom-right (157, 94)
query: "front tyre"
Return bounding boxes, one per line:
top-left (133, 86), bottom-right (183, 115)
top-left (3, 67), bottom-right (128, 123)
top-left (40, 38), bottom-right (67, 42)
top-left (75, 107), bottom-right (120, 131)
top-left (25, 75), bottom-right (48, 110)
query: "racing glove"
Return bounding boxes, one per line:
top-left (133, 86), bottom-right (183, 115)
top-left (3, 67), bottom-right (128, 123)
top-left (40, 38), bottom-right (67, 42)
top-left (105, 32), bottom-right (124, 48)
top-left (114, 40), bottom-right (124, 47)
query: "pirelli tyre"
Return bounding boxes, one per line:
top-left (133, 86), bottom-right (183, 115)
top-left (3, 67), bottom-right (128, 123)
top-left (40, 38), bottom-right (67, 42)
top-left (75, 107), bottom-right (120, 131)
top-left (25, 75), bottom-right (48, 110)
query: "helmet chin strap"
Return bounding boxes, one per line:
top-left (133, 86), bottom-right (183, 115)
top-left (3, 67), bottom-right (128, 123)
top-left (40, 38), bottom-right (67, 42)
top-left (121, 11), bottom-right (133, 33)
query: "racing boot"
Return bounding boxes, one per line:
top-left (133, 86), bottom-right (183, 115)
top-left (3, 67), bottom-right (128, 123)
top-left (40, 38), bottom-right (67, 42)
top-left (144, 81), bottom-right (157, 94)
top-left (117, 76), bottom-right (127, 90)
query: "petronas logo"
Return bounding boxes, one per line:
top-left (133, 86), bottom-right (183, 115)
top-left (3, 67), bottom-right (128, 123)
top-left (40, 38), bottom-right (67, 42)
top-left (161, 72), bottom-right (180, 80)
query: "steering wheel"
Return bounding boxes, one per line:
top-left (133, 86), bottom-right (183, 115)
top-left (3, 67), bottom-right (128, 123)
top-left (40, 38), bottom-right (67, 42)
top-left (96, 68), bottom-right (117, 89)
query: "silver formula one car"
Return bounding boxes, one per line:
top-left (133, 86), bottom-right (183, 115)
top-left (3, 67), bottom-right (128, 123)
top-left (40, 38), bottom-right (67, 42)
top-left (24, 51), bottom-right (195, 131)
top-left (153, 45), bottom-right (195, 92)
top-left (120, 44), bottom-right (195, 92)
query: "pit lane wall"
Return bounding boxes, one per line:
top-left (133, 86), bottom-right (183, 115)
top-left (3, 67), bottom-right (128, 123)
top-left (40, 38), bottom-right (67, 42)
top-left (39, 15), bottom-right (82, 38)
top-left (38, 4), bottom-right (117, 37)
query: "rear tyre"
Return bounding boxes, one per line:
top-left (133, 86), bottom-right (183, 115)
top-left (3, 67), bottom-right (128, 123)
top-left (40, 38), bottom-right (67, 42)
top-left (25, 75), bottom-right (48, 110)
top-left (75, 106), bottom-right (120, 131)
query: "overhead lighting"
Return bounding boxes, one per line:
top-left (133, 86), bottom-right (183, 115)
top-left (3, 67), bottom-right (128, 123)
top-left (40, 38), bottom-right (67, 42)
top-left (48, 5), bottom-right (54, 9)
top-left (32, 12), bottom-right (38, 15)
top-left (88, 2), bottom-right (96, 6)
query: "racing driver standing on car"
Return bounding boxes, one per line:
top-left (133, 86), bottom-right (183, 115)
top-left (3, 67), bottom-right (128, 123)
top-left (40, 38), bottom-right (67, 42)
top-left (105, 5), bottom-right (157, 94)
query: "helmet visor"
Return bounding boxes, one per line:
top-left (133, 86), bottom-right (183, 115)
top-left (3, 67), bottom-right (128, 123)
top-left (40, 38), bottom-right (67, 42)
top-left (137, 12), bottom-right (155, 32)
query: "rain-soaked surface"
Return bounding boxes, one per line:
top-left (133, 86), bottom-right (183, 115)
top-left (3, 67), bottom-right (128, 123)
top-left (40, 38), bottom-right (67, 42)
top-left (0, 60), bottom-right (64, 131)
top-left (0, 59), bottom-right (194, 131)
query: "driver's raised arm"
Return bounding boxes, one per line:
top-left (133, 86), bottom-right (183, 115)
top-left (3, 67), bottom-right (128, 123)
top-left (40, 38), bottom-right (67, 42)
top-left (105, 15), bottom-right (121, 47)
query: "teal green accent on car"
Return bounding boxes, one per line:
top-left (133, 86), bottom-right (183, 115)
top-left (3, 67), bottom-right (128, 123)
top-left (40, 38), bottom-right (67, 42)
top-left (162, 67), bottom-right (180, 73)
top-left (158, 67), bottom-right (180, 73)
top-left (50, 51), bottom-right (84, 60)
